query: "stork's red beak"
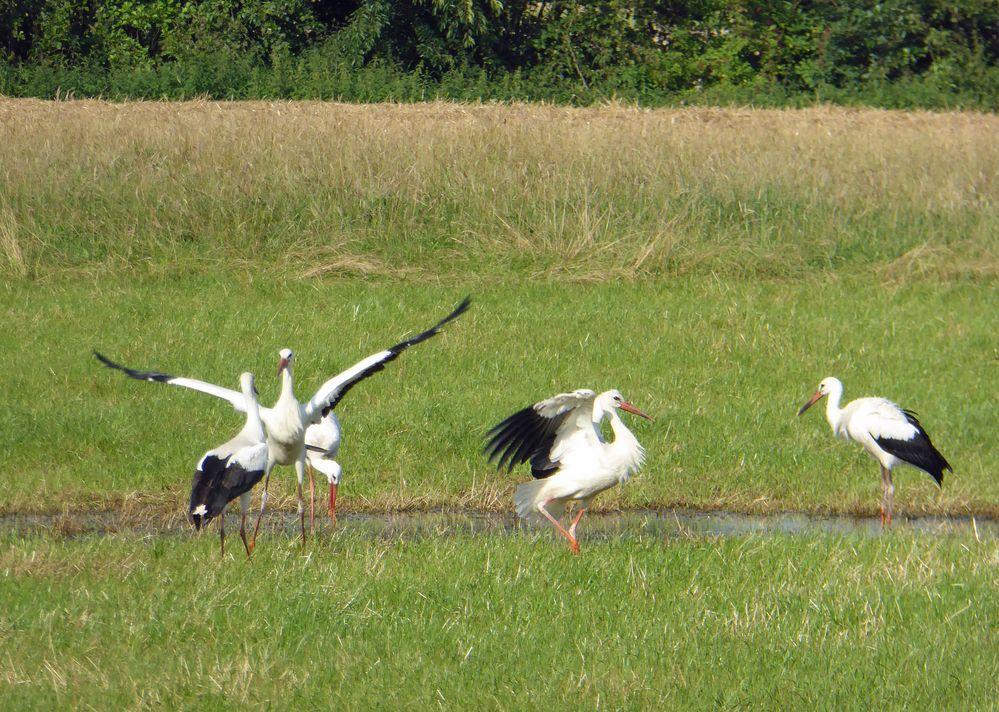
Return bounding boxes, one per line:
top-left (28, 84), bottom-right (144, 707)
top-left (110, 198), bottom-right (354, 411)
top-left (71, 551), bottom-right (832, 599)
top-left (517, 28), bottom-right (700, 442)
top-left (328, 482), bottom-right (339, 524)
top-left (277, 357), bottom-right (289, 376)
top-left (797, 391), bottom-right (824, 416)
top-left (620, 401), bottom-right (653, 421)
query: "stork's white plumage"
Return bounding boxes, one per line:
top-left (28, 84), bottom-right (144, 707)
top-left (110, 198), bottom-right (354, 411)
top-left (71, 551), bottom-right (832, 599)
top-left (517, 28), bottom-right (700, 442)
top-left (188, 372), bottom-right (268, 557)
top-left (305, 410), bottom-right (343, 530)
top-left (797, 376), bottom-right (951, 526)
top-left (485, 389), bottom-right (652, 553)
top-left (96, 295), bottom-right (471, 550)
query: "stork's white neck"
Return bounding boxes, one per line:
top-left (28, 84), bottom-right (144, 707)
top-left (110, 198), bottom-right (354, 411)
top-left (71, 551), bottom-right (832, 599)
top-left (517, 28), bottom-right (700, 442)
top-left (606, 410), bottom-right (645, 480)
top-left (245, 395), bottom-right (264, 440)
top-left (276, 367), bottom-right (298, 407)
top-left (240, 380), bottom-right (265, 441)
top-left (265, 365), bottom-right (307, 461)
top-left (824, 380), bottom-right (845, 435)
top-left (606, 409), bottom-right (632, 439)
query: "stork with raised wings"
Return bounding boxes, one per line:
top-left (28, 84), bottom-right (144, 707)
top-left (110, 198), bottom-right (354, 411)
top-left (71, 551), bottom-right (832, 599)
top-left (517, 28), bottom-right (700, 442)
top-left (484, 389), bottom-right (652, 553)
top-left (797, 376), bottom-right (951, 526)
top-left (188, 372), bottom-right (268, 557)
top-left (96, 295), bottom-right (471, 551)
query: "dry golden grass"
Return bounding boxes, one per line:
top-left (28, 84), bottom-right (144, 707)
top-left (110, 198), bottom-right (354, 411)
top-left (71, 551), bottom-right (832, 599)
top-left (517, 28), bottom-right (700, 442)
top-left (1, 98), bottom-right (995, 280)
top-left (0, 206), bottom-right (27, 277)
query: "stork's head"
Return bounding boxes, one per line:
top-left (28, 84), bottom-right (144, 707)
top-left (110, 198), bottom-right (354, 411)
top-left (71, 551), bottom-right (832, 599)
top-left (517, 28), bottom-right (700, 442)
top-left (600, 389), bottom-right (653, 421)
top-left (797, 376), bottom-right (842, 415)
top-left (277, 348), bottom-right (294, 376)
top-left (239, 371), bottom-right (257, 397)
top-left (311, 457), bottom-right (342, 486)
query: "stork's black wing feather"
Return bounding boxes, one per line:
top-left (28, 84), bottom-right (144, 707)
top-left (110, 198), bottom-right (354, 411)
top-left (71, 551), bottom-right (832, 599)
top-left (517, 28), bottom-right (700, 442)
top-left (189, 453), bottom-right (265, 528)
top-left (874, 410), bottom-right (951, 486)
top-left (95, 351), bottom-right (248, 411)
top-left (314, 296), bottom-right (472, 416)
top-left (94, 351), bottom-right (175, 383)
top-left (484, 405), bottom-right (571, 479)
top-left (484, 408), bottom-right (542, 464)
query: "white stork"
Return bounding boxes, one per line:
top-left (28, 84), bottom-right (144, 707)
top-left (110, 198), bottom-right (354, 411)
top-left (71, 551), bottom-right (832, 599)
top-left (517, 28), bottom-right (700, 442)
top-left (304, 410), bottom-right (343, 531)
top-left (188, 372), bottom-right (268, 557)
top-left (484, 389), bottom-right (652, 553)
top-left (797, 376), bottom-right (951, 526)
top-left (96, 295), bottom-right (471, 550)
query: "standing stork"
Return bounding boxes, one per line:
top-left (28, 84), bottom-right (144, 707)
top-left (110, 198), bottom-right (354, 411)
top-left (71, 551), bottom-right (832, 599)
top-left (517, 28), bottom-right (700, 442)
top-left (484, 389), bottom-right (652, 553)
top-left (96, 295), bottom-right (471, 551)
top-left (189, 372), bottom-right (268, 557)
top-left (797, 376), bottom-right (951, 526)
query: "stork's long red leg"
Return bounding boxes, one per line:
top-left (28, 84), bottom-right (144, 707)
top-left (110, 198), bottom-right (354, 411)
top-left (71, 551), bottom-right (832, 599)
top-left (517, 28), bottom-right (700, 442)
top-left (884, 467), bottom-right (894, 527)
top-left (567, 506), bottom-right (587, 539)
top-left (538, 499), bottom-right (580, 554)
top-left (297, 479), bottom-right (306, 547)
top-left (328, 483), bottom-right (339, 527)
top-left (307, 462), bottom-right (315, 536)
top-left (219, 512), bottom-right (225, 558)
top-left (879, 466), bottom-right (892, 529)
top-left (239, 512), bottom-right (251, 558)
top-left (250, 472), bottom-right (272, 554)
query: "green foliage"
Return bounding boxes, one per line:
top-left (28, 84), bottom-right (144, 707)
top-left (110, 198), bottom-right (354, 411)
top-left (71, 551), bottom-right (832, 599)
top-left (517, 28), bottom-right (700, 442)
top-left (0, 0), bottom-right (996, 108)
top-left (167, 0), bottom-right (322, 59)
top-left (93, 0), bottom-right (179, 66)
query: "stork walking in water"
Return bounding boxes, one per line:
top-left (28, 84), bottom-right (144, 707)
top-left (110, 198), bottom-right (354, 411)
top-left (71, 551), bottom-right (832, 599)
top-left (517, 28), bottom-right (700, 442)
top-left (484, 389), bottom-right (652, 553)
top-left (188, 372), bottom-right (268, 557)
top-left (797, 376), bottom-right (951, 527)
top-left (96, 296), bottom-right (471, 551)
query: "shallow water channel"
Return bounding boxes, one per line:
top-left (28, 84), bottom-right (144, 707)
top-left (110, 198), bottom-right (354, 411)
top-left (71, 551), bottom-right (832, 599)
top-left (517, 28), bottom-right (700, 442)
top-left (2, 508), bottom-right (995, 541)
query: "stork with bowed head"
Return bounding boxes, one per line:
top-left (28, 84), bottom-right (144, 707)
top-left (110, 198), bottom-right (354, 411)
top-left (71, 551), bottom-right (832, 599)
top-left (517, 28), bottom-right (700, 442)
top-left (304, 409), bottom-right (342, 532)
top-left (797, 376), bottom-right (951, 527)
top-left (188, 372), bottom-right (268, 557)
top-left (484, 389), bottom-right (652, 553)
top-left (95, 295), bottom-right (471, 551)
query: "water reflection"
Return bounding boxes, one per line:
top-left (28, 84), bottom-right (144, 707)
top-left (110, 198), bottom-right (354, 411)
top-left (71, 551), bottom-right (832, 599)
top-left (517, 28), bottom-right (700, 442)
top-left (2, 508), bottom-right (995, 540)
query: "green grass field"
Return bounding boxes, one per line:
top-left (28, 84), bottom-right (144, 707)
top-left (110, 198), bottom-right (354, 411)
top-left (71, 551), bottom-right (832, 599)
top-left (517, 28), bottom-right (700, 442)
top-left (2, 529), bottom-right (997, 709)
top-left (0, 531), bottom-right (999, 709)
top-left (1, 99), bottom-right (997, 708)
top-left (2, 275), bottom-right (996, 517)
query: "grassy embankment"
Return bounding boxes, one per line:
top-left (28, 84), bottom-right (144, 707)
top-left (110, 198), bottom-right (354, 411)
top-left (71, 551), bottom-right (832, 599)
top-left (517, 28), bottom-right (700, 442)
top-left (1, 100), bottom-right (996, 518)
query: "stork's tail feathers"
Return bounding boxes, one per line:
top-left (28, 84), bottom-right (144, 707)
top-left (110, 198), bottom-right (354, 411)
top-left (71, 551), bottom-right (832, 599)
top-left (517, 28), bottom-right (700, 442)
top-left (927, 457), bottom-right (951, 488)
top-left (877, 410), bottom-right (952, 488)
top-left (514, 480), bottom-right (563, 525)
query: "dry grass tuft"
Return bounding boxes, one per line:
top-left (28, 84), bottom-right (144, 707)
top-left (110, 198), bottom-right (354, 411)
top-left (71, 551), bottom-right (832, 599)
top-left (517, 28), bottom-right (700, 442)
top-left (299, 253), bottom-right (426, 280)
top-left (0, 206), bottom-right (28, 277)
top-left (879, 241), bottom-right (999, 283)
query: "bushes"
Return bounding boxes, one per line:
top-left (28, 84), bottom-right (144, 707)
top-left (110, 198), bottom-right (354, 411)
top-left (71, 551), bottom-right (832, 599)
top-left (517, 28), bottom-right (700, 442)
top-left (0, 0), bottom-right (996, 109)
